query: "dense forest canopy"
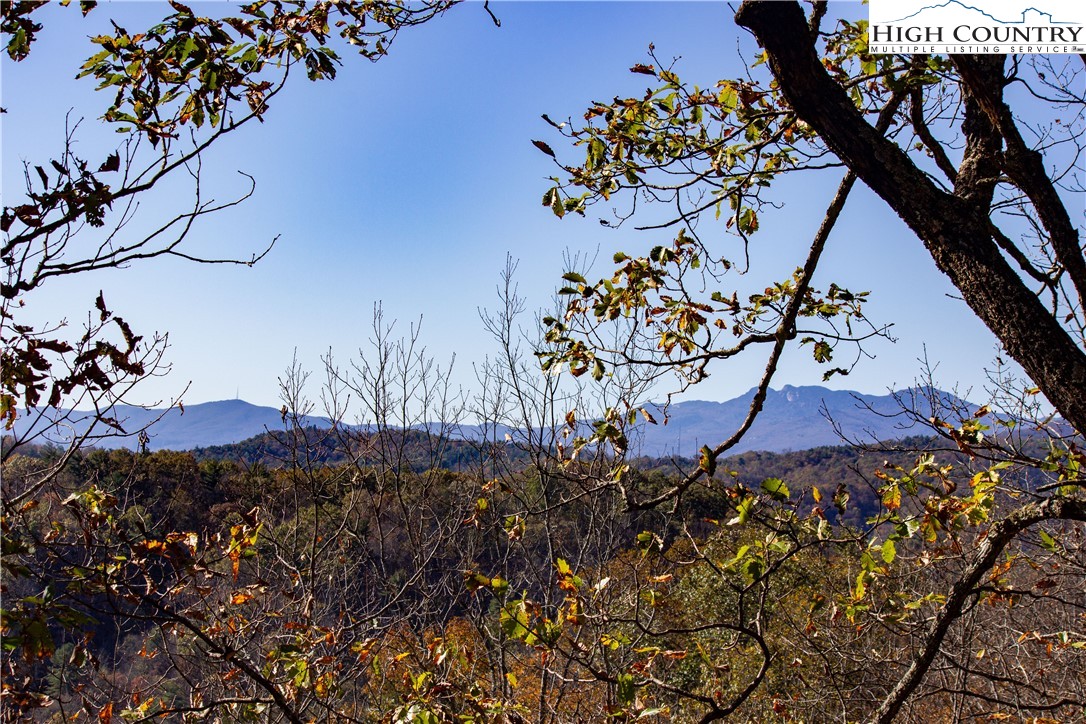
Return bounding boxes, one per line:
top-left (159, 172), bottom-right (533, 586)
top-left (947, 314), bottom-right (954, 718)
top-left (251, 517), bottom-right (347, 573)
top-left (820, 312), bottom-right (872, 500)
top-left (2, 1), bottom-right (1084, 722)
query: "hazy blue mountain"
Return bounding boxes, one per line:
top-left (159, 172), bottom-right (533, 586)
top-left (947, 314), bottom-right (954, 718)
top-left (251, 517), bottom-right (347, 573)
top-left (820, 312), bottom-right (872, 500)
top-left (9, 400), bottom-right (330, 452)
top-left (632, 385), bottom-right (961, 457)
top-left (9, 386), bottom-right (968, 455)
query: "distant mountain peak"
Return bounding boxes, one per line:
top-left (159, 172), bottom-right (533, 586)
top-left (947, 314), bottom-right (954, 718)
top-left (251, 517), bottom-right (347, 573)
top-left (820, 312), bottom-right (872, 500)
top-left (632, 385), bottom-right (965, 457)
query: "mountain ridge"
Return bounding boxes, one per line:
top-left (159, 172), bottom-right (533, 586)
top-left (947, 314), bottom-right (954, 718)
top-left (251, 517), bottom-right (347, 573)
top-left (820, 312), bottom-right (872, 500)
top-left (6, 385), bottom-right (969, 456)
top-left (634, 384), bottom-right (954, 457)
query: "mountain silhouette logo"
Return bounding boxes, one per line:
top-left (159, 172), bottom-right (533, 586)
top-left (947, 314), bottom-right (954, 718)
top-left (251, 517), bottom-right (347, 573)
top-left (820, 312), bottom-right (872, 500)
top-left (886, 1), bottom-right (1073, 25)
top-left (868, 0), bottom-right (1086, 53)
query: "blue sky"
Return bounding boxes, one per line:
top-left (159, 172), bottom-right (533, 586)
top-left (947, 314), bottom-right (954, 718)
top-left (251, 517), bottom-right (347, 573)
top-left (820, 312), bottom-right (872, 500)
top-left (2, 1), bottom-right (1023, 411)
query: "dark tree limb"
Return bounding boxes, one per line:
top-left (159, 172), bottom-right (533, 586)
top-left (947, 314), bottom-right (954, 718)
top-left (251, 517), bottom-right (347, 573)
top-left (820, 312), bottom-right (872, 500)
top-left (990, 221), bottom-right (1054, 287)
top-left (870, 496), bottom-right (1086, 723)
top-left (953, 55), bottom-right (1003, 210)
top-left (952, 54), bottom-right (1086, 312)
top-left (734, 0), bottom-right (1086, 435)
top-left (909, 85), bottom-right (958, 185)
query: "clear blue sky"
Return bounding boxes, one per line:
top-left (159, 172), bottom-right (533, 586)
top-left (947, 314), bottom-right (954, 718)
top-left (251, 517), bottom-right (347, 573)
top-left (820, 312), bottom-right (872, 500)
top-left (3, 1), bottom-right (1021, 411)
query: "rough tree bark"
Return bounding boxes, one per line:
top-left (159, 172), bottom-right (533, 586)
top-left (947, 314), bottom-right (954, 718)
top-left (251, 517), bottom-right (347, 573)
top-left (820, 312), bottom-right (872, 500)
top-left (734, 0), bottom-right (1086, 435)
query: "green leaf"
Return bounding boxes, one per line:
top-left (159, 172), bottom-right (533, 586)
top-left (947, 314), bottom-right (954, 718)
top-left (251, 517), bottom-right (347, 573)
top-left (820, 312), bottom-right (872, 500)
top-left (588, 137), bottom-right (606, 168)
top-left (635, 530), bottom-right (662, 555)
top-left (742, 556), bottom-right (764, 583)
top-left (725, 544), bottom-right (751, 569)
top-left (853, 571), bottom-right (867, 600)
top-left (881, 538), bottom-right (896, 565)
top-left (617, 673), bottom-right (636, 705)
top-left (739, 207), bottom-right (758, 233)
top-left (500, 599), bottom-right (532, 642)
top-left (761, 477), bottom-right (790, 501)
top-left (601, 631), bottom-right (630, 649)
top-left (550, 189), bottom-right (565, 218)
top-left (699, 445), bottom-right (716, 477)
top-left (718, 84), bottom-right (738, 113)
top-left (728, 495), bottom-right (754, 526)
top-left (1039, 529), bottom-right (1056, 552)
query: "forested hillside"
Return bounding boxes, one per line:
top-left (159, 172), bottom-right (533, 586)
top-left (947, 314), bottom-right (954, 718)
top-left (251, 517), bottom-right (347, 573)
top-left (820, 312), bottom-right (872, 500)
top-left (4, 424), bottom-right (1080, 720)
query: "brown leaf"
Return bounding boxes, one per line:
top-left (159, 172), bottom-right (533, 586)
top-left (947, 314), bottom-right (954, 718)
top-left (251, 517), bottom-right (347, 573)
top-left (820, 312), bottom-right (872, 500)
top-left (532, 139), bottom-right (556, 158)
top-left (12, 204), bottom-right (42, 227)
top-left (98, 152), bottom-right (120, 173)
top-left (168, 0), bottom-right (193, 15)
top-left (224, 16), bottom-right (256, 40)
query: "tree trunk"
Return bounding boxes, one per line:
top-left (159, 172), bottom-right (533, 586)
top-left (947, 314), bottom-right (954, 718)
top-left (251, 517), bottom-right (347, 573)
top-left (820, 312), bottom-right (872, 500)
top-left (734, 0), bottom-right (1086, 435)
